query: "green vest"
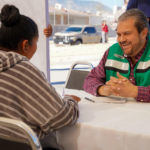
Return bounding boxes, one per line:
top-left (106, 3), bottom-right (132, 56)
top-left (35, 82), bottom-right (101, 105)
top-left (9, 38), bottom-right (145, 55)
top-left (105, 37), bottom-right (150, 86)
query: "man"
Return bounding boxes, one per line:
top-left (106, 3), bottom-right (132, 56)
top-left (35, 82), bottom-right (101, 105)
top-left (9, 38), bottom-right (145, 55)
top-left (127, 0), bottom-right (150, 28)
top-left (110, 0), bottom-right (129, 31)
top-left (83, 9), bottom-right (150, 102)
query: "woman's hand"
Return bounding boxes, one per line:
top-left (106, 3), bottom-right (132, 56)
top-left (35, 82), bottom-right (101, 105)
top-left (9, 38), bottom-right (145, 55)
top-left (66, 95), bottom-right (81, 103)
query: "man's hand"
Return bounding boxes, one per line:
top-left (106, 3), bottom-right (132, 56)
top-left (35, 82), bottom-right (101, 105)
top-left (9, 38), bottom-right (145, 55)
top-left (98, 72), bottom-right (138, 98)
top-left (43, 24), bottom-right (53, 37)
top-left (98, 72), bottom-right (126, 96)
top-left (65, 95), bottom-right (81, 103)
top-left (106, 72), bottom-right (138, 98)
top-left (98, 85), bottom-right (114, 96)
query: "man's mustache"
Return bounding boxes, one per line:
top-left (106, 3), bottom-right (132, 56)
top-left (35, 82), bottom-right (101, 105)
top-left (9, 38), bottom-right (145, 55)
top-left (120, 42), bottom-right (129, 45)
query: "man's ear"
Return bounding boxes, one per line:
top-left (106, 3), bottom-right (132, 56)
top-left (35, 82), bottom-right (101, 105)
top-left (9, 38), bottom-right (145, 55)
top-left (22, 40), bottom-right (29, 52)
top-left (141, 28), bottom-right (148, 40)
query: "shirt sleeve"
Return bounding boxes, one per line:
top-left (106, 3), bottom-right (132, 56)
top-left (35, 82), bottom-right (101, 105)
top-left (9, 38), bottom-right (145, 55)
top-left (136, 86), bottom-right (150, 102)
top-left (126, 0), bottom-right (137, 10)
top-left (40, 84), bottom-right (79, 135)
top-left (37, 77), bottom-right (79, 138)
top-left (83, 49), bottom-right (109, 96)
top-left (17, 61), bottom-right (79, 139)
top-left (127, 0), bottom-right (150, 18)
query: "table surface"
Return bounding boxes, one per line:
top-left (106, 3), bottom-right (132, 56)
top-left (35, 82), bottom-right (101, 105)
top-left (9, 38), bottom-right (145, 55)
top-left (54, 86), bottom-right (150, 150)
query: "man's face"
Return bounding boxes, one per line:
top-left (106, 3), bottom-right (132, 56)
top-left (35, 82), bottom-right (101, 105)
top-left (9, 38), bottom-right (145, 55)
top-left (117, 18), bottom-right (146, 57)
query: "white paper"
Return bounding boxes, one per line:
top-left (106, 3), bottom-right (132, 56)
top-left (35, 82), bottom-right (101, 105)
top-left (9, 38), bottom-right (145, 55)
top-left (92, 96), bottom-right (127, 103)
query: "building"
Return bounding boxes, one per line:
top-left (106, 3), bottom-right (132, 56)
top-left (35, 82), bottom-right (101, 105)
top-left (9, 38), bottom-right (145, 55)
top-left (49, 5), bottom-right (116, 38)
top-left (49, 6), bottom-right (90, 25)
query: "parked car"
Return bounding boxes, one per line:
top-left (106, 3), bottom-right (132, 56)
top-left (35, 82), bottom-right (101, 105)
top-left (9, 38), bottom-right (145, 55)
top-left (53, 25), bottom-right (102, 45)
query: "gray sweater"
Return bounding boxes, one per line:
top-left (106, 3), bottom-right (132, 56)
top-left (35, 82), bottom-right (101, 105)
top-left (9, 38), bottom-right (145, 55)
top-left (0, 50), bottom-right (79, 139)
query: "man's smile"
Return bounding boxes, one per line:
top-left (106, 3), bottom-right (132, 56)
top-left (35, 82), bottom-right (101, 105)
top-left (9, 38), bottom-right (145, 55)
top-left (121, 43), bottom-right (131, 49)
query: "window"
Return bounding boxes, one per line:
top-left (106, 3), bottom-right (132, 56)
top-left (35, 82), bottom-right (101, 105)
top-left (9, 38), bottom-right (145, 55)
top-left (65, 27), bottom-right (83, 32)
top-left (89, 27), bottom-right (96, 33)
top-left (83, 27), bottom-right (90, 33)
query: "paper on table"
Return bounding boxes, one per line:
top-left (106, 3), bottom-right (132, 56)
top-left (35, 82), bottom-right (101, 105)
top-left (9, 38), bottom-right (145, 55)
top-left (92, 96), bottom-right (127, 104)
top-left (62, 87), bottom-right (65, 98)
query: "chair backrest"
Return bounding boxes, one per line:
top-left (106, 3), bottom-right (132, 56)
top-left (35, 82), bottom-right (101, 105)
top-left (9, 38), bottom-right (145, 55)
top-left (65, 61), bottom-right (93, 90)
top-left (0, 117), bottom-right (42, 150)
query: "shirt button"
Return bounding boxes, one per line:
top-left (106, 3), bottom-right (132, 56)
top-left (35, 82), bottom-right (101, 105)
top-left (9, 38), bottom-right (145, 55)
top-left (141, 100), bottom-right (143, 102)
top-left (130, 79), bottom-right (132, 81)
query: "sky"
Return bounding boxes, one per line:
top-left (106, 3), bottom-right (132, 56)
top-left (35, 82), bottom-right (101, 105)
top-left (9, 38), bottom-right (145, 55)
top-left (80, 0), bottom-right (124, 9)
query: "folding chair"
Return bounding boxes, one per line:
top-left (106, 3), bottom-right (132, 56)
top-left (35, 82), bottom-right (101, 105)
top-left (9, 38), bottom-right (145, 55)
top-left (65, 61), bottom-right (93, 90)
top-left (0, 117), bottom-right (42, 150)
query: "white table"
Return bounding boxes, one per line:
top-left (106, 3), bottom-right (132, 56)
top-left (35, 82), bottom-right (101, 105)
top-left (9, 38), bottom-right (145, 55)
top-left (55, 87), bottom-right (150, 150)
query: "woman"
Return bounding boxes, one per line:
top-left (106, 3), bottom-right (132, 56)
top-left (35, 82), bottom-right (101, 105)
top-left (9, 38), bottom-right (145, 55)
top-left (0, 4), bottom-right (80, 149)
top-left (101, 20), bottom-right (109, 43)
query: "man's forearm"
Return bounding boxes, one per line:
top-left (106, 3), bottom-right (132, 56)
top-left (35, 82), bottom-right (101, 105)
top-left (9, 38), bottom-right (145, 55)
top-left (83, 77), bottom-right (105, 96)
top-left (83, 49), bottom-right (109, 96)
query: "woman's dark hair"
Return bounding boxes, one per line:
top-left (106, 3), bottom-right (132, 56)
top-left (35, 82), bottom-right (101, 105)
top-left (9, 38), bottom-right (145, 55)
top-left (0, 4), bottom-right (38, 50)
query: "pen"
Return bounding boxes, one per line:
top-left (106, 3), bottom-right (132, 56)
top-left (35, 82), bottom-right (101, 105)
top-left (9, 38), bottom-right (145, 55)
top-left (85, 97), bottom-right (95, 103)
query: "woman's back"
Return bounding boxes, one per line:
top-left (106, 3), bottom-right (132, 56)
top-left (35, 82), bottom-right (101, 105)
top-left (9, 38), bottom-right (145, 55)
top-left (0, 5), bottom-right (79, 146)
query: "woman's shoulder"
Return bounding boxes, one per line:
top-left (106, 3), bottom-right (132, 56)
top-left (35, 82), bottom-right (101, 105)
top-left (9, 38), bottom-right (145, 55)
top-left (18, 60), bottom-right (47, 81)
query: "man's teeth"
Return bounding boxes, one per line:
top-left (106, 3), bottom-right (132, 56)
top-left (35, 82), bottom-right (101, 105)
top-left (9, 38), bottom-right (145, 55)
top-left (123, 44), bottom-right (129, 46)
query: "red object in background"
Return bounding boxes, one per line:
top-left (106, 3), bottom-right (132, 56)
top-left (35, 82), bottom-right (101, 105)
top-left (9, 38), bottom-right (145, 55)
top-left (102, 24), bottom-right (108, 33)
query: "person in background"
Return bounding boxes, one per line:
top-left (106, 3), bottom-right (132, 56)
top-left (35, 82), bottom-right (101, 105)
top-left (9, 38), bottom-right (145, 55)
top-left (101, 20), bottom-right (109, 43)
top-left (110, 0), bottom-right (129, 31)
top-left (0, 4), bottom-right (80, 150)
top-left (83, 9), bottom-right (150, 103)
top-left (127, 0), bottom-right (150, 29)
